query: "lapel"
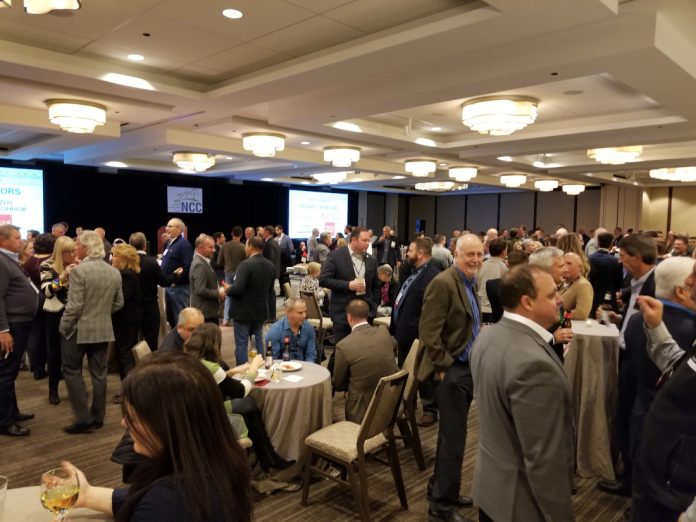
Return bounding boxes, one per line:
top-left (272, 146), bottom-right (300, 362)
top-left (498, 316), bottom-right (565, 372)
top-left (449, 267), bottom-right (473, 318)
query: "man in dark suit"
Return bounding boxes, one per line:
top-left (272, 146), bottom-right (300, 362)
top-left (319, 226), bottom-right (379, 347)
top-left (418, 234), bottom-right (483, 522)
top-left (374, 225), bottom-right (401, 268)
top-left (159, 307), bottom-right (204, 352)
top-left (390, 237), bottom-right (441, 426)
top-left (210, 231), bottom-right (226, 282)
top-left (597, 233), bottom-right (656, 498)
top-left (225, 236), bottom-right (276, 365)
top-left (334, 299), bottom-right (397, 423)
top-left (129, 232), bottom-right (177, 351)
top-left (588, 232), bottom-right (623, 315)
top-left (161, 218), bottom-right (193, 329)
top-left (218, 226), bottom-right (246, 326)
top-left (0, 225), bottom-right (38, 437)
top-left (261, 225), bottom-right (281, 320)
top-left (189, 234), bottom-right (224, 323)
top-left (471, 265), bottom-right (575, 522)
top-left (275, 225), bottom-right (294, 287)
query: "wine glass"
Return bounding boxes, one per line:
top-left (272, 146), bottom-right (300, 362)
top-left (40, 467), bottom-right (80, 521)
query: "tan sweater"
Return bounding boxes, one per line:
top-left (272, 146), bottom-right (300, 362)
top-left (559, 276), bottom-right (593, 320)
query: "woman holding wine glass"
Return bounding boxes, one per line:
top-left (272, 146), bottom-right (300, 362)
top-left (61, 351), bottom-right (252, 522)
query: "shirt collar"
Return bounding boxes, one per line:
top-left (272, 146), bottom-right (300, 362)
top-left (456, 267), bottom-right (475, 288)
top-left (660, 299), bottom-right (696, 318)
top-left (503, 311), bottom-right (554, 344)
top-left (0, 247), bottom-right (19, 262)
top-left (631, 267), bottom-right (654, 290)
top-left (351, 320), bottom-right (369, 331)
top-left (136, 250), bottom-right (147, 255)
top-left (195, 252), bottom-right (211, 264)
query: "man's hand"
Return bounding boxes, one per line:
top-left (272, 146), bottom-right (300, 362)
top-left (438, 370), bottom-right (446, 381)
top-left (348, 279), bottom-right (365, 292)
top-left (553, 327), bottom-right (573, 344)
top-left (637, 296), bottom-right (663, 328)
top-left (0, 331), bottom-right (13, 355)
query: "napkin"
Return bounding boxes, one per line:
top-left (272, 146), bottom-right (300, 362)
top-left (283, 375), bottom-right (304, 383)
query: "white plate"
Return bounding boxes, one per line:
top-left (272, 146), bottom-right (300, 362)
top-left (255, 369), bottom-right (268, 382)
top-left (281, 361), bottom-right (302, 372)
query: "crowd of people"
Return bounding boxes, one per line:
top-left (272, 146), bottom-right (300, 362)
top-left (2, 218), bottom-right (696, 522)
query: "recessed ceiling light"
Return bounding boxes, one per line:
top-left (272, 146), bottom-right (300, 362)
top-left (415, 138), bottom-right (436, 147)
top-left (127, 54), bottom-right (144, 61)
top-left (301, 181), bottom-right (311, 184)
top-left (104, 161), bottom-right (128, 168)
top-left (532, 160), bottom-right (545, 168)
top-left (261, 178), bottom-right (273, 182)
top-left (430, 127), bottom-right (442, 131)
top-left (101, 73), bottom-right (155, 91)
top-left (222, 8), bottom-right (243, 19)
top-left (332, 121), bottom-right (361, 133)
top-left (497, 156), bottom-right (513, 162)
top-left (301, 141), bottom-right (310, 145)
top-left (439, 162), bottom-right (448, 167)
top-left (224, 156), bottom-right (234, 160)
top-left (392, 176), bottom-right (406, 180)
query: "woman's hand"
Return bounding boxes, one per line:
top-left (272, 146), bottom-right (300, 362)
top-left (61, 461), bottom-right (90, 508)
top-left (228, 363), bottom-right (250, 376)
top-left (249, 354), bottom-right (265, 373)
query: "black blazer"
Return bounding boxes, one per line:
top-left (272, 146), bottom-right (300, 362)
top-left (486, 278), bottom-right (504, 323)
top-left (320, 247), bottom-right (379, 316)
top-left (262, 238), bottom-right (281, 278)
top-left (137, 254), bottom-right (175, 305)
top-left (374, 236), bottom-right (401, 267)
top-left (588, 250), bottom-right (624, 315)
top-left (619, 270), bottom-right (656, 330)
top-left (226, 254), bottom-right (276, 325)
top-left (112, 269), bottom-right (141, 325)
top-left (390, 262), bottom-right (441, 349)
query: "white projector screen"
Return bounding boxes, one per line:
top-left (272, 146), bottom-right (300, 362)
top-left (288, 190), bottom-right (348, 239)
top-left (0, 166), bottom-right (44, 233)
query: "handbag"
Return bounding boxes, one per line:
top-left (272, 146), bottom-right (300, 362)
top-left (43, 295), bottom-right (65, 313)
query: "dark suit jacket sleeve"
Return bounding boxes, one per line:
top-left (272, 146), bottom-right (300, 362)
top-left (112, 275), bottom-right (124, 314)
top-left (418, 275), bottom-right (454, 372)
top-left (333, 342), bottom-right (349, 391)
top-left (226, 262), bottom-right (249, 297)
top-left (319, 253), bottom-right (351, 292)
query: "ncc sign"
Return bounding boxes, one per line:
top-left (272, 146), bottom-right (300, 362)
top-left (167, 186), bottom-right (203, 214)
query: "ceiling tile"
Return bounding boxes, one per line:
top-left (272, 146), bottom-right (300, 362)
top-left (282, 0), bottom-right (357, 14)
top-left (77, 42), bottom-right (188, 72)
top-left (195, 44), bottom-right (291, 79)
top-left (252, 16), bottom-right (365, 57)
top-left (0, 19), bottom-right (89, 53)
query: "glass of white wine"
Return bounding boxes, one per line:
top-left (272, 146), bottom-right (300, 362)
top-left (40, 467), bottom-right (80, 521)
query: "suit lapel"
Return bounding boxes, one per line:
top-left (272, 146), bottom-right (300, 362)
top-left (450, 267), bottom-right (473, 317)
top-left (498, 317), bottom-right (566, 371)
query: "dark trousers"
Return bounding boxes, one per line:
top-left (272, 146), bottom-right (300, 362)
top-left (61, 335), bottom-right (109, 425)
top-left (113, 322), bottom-right (138, 381)
top-left (139, 301), bottom-right (160, 352)
top-left (419, 375), bottom-right (439, 416)
top-left (429, 361), bottom-right (473, 514)
top-left (0, 321), bottom-right (31, 427)
top-left (27, 309), bottom-right (47, 374)
top-left (44, 311), bottom-right (64, 392)
top-left (616, 349), bottom-right (636, 485)
top-left (327, 306), bottom-right (351, 374)
top-left (631, 494), bottom-right (680, 522)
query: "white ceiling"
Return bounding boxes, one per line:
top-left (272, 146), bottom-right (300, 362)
top-left (1, 0), bottom-right (696, 194)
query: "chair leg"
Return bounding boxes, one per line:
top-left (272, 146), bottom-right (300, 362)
top-left (406, 404), bottom-right (426, 471)
top-left (386, 435), bottom-right (408, 509)
top-left (356, 455), bottom-right (371, 522)
top-left (347, 463), bottom-right (369, 522)
top-left (301, 450), bottom-right (313, 506)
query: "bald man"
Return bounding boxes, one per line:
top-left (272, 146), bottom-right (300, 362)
top-left (559, 252), bottom-right (593, 320)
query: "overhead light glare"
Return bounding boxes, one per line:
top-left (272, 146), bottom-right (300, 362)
top-left (45, 99), bottom-right (106, 134)
top-left (300, 141), bottom-right (310, 145)
top-left (222, 8), bottom-right (243, 19)
top-left (649, 167), bottom-right (696, 182)
top-left (104, 161), bottom-right (128, 168)
top-left (587, 146), bottom-right (642, 165)
top-left (562, 184), bottom-right (585, 195)
top-left (430, 127), bottom-right (442, 131)
top-left (242, 132), bottom-right (285, 157)
top-left (332, 121), bottom-right (362, 133)
top-left (127, 54), bottom-right (144, 61)
top-left (312, 171), bottom-right (351, 184)
top-left (323, 146), bottom-right (360, 167)
top-left (415, 181), bottom-right (467, 192)
top-left (100, 73), bottom-right (155, 91)
top-left (404, 159), bottom-right (437, 177)
top-left (261, 178), bottom-right (274, 182)
top-left (25, 0), bottom-right (80, 14)
top-left (172, 152), bottom-right (215, 172)
top-left (500, 174), bottom-right (527, 187)
top-left (392, 176), bottom-right (406, 180)
top-left (497, 156), bottom-right (513, 162)
top-left (415, 138), bottom-right (436, 147)
top-left (462, 96), bottom-right (538, 136)
top-left (534, 179), bottom-right (558, 192)
top-left (448, 166), bottom-right (477, 182)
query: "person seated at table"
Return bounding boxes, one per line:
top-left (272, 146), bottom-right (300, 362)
top-left (558, 252), bottom-right (593, 319)
top-left (185, 323), bottom-right (294, 474)
top-left (63, 351), bottom-right (252, 522)
top-left (333, 299), bottom-right (397, 423)
top-left (266, 298), bottom-right (317, 362)
top-left (299, 262), bottom-right (325, 306)
top-left (159, 307), bottom-right (204, 351)
top-left (376, 264), bottom-right (398, 317)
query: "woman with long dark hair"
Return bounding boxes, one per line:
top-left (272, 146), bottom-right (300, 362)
top-left (64, 351), bottom-right (252, 522)
top-left (184, 323), bottom-right (294, 474)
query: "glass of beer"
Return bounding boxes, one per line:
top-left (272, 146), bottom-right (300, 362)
top-left (271, 363), bottom-right (283, 383)
top-left (40, 467), bottom-right (79, 521)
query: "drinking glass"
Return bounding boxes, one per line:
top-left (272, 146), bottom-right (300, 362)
top-left (271, 363), bottom-right (283, 383)
top-left (40, 468), bottom-right (79, 521)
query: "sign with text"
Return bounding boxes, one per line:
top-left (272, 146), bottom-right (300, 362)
top-left (167, 186), bottom-right (203, 214)
top-left (0, 167), bottom-right (44, 232)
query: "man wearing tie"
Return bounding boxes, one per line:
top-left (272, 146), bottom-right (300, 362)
top-left (0, 225), bottom-right (38, 437)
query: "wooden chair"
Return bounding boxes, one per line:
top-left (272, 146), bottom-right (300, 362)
top-left (395, 339), bottom-right (426, 470)
top-left (283, 282), bottom-right (295, 300)
top-left (299, 290), bottom-right (333, 364)
top-left (131, 340), bottom-right (152, 364)
top-left (301, 370), bottom-right (409, 522)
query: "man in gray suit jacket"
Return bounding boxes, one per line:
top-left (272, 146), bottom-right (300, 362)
top-left (333, 299), bottom-right (397, 423)
top-left (60, 230), bottom-right (123, 434)
top-left (189, 234), bottom-right (224, 323)
top-left (470, 264), bottom-right (575, 522)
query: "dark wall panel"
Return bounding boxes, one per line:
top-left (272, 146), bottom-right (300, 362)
top-left (366, 193), bottom-right (385, 233)
top-left (499, 192), bottom-right (535, 231)
top-left (408, 196), bottom-right (436, 238)
top-left (466, 194), bottom-right (498, 233)
top-left (436, 195), bottom-right (466, 236)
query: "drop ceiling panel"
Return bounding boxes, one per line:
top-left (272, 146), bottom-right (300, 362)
top-left (283, 0), bottom-right (357, 14)
top-left (147, 0), bottom-right (316, 42)
top-left (0, 19), bottom-right (90, 53)
top-left (195, 44), bottom-right (291, 78)
top-left (77, 43), bottom-right (188, 73)
top-left (252, 16), bottom-right (365, 57)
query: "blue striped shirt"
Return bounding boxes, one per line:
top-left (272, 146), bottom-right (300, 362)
top-left (457, 270), bottom-right (481, 363)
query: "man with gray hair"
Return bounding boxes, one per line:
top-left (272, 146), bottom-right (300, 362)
top-left (307, 228), bottom-right (320, 259)
top-left (310, 232), bottom-right (331, 264)
top-left (159, 307), bottom-right (204, 352)
top-left (59, 230), bottom-right (123, 434)
top-left (585, 227), bottom-right (608, 257)
top-left (190, 234), bottom-right (225, 324)
top-left (264, 298), bottom-right (316, 362)
top-left (161, 217), bottom-right (193, 329)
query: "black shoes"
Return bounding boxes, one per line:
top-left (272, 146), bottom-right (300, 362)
top-left (427, 484), bottom-right (474, 508)
top-left (49, 390), bottom-right (60, 405)
top-left (427, 508), bottom-right (473, 522)
top-left (63, 422), bottom-right (94, 434)
top-left (33, 369), bottom-right (48, 380)
top-left (596, 479), bottom-right (631, 497)
top-left (16, 412), bottom-right (34, 422)
top-left (418, 413), bottom-right (438, 427)
top-left (0, 423), bottom-right (30, 436)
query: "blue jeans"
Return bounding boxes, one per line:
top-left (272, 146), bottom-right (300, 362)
top-left (223, 272), bottom-right (235, 322)
top-left (165, 285), bottom-right (190, 329)
top-left (233, 321), bottom-right (263, 365)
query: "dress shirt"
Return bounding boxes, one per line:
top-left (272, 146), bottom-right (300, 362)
top-left (265, 316), bottom-right (317, 362)
top-left (457, 269), bottom-right (480, 363)
top-left (348, 245), bottom-right (366, 279)
top-left (0, 247), bottom-right (18, 262)
top-left (619, 267), bottom-right (655, 349)
top-left (502, 311), bottom-right (554, 344)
